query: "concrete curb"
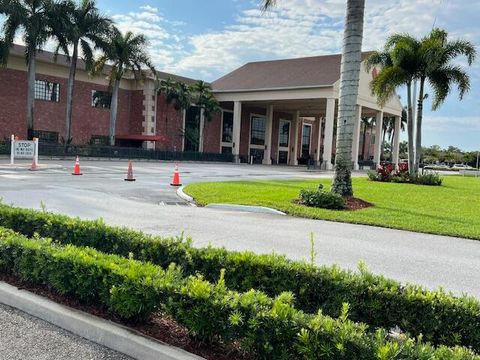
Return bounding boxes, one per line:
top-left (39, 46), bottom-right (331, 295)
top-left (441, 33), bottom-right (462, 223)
top-left (0, 281), bottom-right (204, 360)
top-left (176, 186), bottom-right (195, 204)
top-left (205, 203), bottom-right (286, 216)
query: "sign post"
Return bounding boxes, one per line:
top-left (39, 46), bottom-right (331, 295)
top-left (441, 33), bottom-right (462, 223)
top-left (10, 135), bottom-right (39, 165)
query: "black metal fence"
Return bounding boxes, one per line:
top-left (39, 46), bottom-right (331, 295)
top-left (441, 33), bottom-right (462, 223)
top-left (0, 141), bottom-right (233, 163)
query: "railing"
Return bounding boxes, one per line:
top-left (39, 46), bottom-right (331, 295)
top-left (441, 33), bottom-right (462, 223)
top-left (0, 141), bottom-right (233, 163)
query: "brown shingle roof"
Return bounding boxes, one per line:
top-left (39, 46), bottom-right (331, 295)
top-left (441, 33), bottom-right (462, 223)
top-left (211, 52), bottom-right (373, 92)
top-left (8, 44), bottom-right (199, 84)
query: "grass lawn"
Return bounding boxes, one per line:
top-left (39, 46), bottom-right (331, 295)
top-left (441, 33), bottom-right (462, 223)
top-left (184, 176), bottom-right (480, 240)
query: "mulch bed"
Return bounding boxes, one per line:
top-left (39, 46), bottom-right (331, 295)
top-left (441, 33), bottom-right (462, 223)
top-left (0, 272), bottom-right (251, 360)
top-left (344, 196), bottom-right (373, 211)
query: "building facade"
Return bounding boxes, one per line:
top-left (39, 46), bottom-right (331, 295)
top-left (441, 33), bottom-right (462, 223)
top-left (0, 45), bottom-right (403, 168)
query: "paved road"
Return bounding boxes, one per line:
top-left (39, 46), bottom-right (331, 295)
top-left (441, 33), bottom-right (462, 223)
top-left (0, 303), bottom-right (131, 360)
top-left (0, 159), bottom-right (479, 299)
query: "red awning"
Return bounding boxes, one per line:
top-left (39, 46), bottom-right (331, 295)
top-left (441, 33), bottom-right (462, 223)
top-left (116, 134), bottom-right (167, 142)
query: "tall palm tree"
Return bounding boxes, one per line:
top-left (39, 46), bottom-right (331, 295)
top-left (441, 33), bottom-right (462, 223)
top-left (93, 28), bottom-right (155, 146)
top-left (261, 0), bottom-right (366, 196)
top-left (367, 29), bottom-right (476, 175)
top-left (0, 0), bottom-right (57, 139)
top-left (414, 28), bottom-right (475, 172)
top-left (366, 35), bottom-right (420, 175)
top-left (51, 0), bottom-right (111, 145)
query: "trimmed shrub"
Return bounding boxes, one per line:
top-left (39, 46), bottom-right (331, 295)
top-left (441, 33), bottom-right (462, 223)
top-left (299, 185), bottom-right (346, 210)
top-left (368, 163), bottom-right (443, 186)
top-left (0, 227), bottom-right (478, 360)
top-left (414, 172), bottom-right (443, 186)
top-left (0, 204), bottom-right (480, 351)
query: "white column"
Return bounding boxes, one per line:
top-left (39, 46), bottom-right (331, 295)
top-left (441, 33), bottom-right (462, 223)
top-left (393, 115), bottom-right (401, 167)
top-left (10, 134), bottom-right (15, 165)
top-left (315, 116), bottom-right (323, 166)
top-left (232, 101), bottom-right (242, 163)
top-left (351, 105), bottom-right (362, 170)
top-left (199, 108), bottom-right (205, 152)
top-left (323, 98), bottom-right (335, 170)
top-left (373, 111), bottom-right (384, 166)
top-left (290, 111), bottom-right (300, 165)
top-left (263, 104), bottom-right (273, 165)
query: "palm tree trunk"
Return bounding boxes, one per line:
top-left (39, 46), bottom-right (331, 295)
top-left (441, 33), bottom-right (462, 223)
top-left (406, 81), bottom-right (415, 176)
top-left (415, 77), bottom-right (426, 174)
top-left (390, 128), bottom-right (394, 162)
top-left (26, 51), bottom-right (36, 140)
top-left (331, 0), bottom-right (365, 197)
top-left (109, 79), bottom-right (120, 146)
top-left (64, 41), bottom-right (78, 147)
top-left (361, 122), bottom-right (367, 160)
top-left (379, 127), bottom-right (385, 162)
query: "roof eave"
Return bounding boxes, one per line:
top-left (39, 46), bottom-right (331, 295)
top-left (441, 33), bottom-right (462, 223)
top-left (212, 84), bottom-right (334, 94)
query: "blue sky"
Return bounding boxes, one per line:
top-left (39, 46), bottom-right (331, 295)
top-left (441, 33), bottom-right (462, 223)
top-left (2, 0), bottom-right (479, 150)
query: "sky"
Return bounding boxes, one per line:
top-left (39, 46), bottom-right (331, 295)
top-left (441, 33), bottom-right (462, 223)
top-left (2, 0), bottom-right (479, 150)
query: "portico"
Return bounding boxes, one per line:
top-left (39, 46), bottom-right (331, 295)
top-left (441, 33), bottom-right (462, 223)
top-left (212, 53), bottom-right (403, 168)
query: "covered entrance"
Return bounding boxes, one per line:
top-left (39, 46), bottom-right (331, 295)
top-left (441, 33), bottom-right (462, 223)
top-left (211, 52), bottom-right (403, 168)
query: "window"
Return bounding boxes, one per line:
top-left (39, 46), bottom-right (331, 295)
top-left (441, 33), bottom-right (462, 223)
top-left (301, 124), bottom-right (311, 159)
top-left (279, 120), bottom-right (290, 148)
top-left (90, 135), bottom-right (108, 146)
top-left (250, 116), bottom-right (266, 145)
top-left (92, 90), bottom-right (112, 109)
top-left (184, 106), bottom-right (201, 152)
top-left (33, 130), bottom-right (58, 143)
top-left (35, 80), bottom-right (59, 102)
top-left (222, 111), bottom-right (233, 143)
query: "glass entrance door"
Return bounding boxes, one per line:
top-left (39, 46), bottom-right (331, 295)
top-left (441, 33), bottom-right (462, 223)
top-left (299, 124), bottom-right (311, 164)
top-left (278, 119), bottom-right (290, 164)
top-left (249, 115), bottom-right (266, 164)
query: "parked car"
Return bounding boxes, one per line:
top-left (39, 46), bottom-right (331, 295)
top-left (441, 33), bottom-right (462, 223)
top-left (452, 164), bottom-right (475, 171)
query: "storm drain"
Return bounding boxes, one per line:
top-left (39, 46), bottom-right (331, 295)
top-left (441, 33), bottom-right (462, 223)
top-left (158, 201), bottom-right (189, 206)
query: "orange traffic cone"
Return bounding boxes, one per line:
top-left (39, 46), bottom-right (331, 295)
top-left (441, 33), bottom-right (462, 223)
top-left (29, 158), bottom-right (38, 171)
top-left (72, 156), bottom-right (83, 175)
top-left (170, 163), bottom-right (182, 186)
top-left (124, 161), bottom-right (136, 181)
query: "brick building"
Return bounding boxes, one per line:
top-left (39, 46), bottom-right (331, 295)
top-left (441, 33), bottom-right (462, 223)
top-left (0, 45), bottom-right (403, 168)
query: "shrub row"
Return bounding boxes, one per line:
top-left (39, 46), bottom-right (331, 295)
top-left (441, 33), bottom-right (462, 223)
top-left (0, 227), bottom-right (478, 360)
top-left (0, 204), bottom-right (479, 351)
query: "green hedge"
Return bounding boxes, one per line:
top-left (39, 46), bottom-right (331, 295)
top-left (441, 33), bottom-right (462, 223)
top-left (0, 227), bottom-right (478, 360)
top-left (1, 204), bottom-right (480, 351)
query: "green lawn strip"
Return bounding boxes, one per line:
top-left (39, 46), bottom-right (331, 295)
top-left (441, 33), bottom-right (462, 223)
top-left (184, 176), bottom-right (480, 240)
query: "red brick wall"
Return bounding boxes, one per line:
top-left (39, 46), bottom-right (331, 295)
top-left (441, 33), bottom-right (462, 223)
top-left (203, 112), bottom-right (221, 153)
top-left (129, 90), bottom-right (144, 135)
top-left (0, 67), bottom-right (133, 144)
top-left (0, 68), bottom-right (28, 140)
top-left (155, 93), bottom-right (184, 151)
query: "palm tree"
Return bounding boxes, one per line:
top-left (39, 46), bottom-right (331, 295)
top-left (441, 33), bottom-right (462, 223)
top-left (366, 35), bottom-right (420, 175)
top-left (93, 28), bottom-right (155, 146)
top-left (0, 0), bottom-right (57, 139)
top-left (51, 0), bottom-right (111, 145)
top-left (367, 29), bottom-right (476, 175)
top-left (414, 28), bottom-right (475, 173)
top-left (261, 0), bottom-right (366, 197)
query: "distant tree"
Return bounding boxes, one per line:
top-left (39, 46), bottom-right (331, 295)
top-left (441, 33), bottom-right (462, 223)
top-left (93, 29), bottom-right (155, 146)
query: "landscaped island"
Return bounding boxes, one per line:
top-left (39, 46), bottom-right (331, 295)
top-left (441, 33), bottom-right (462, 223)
top-left (184, 176), bottom-right (480, 240)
